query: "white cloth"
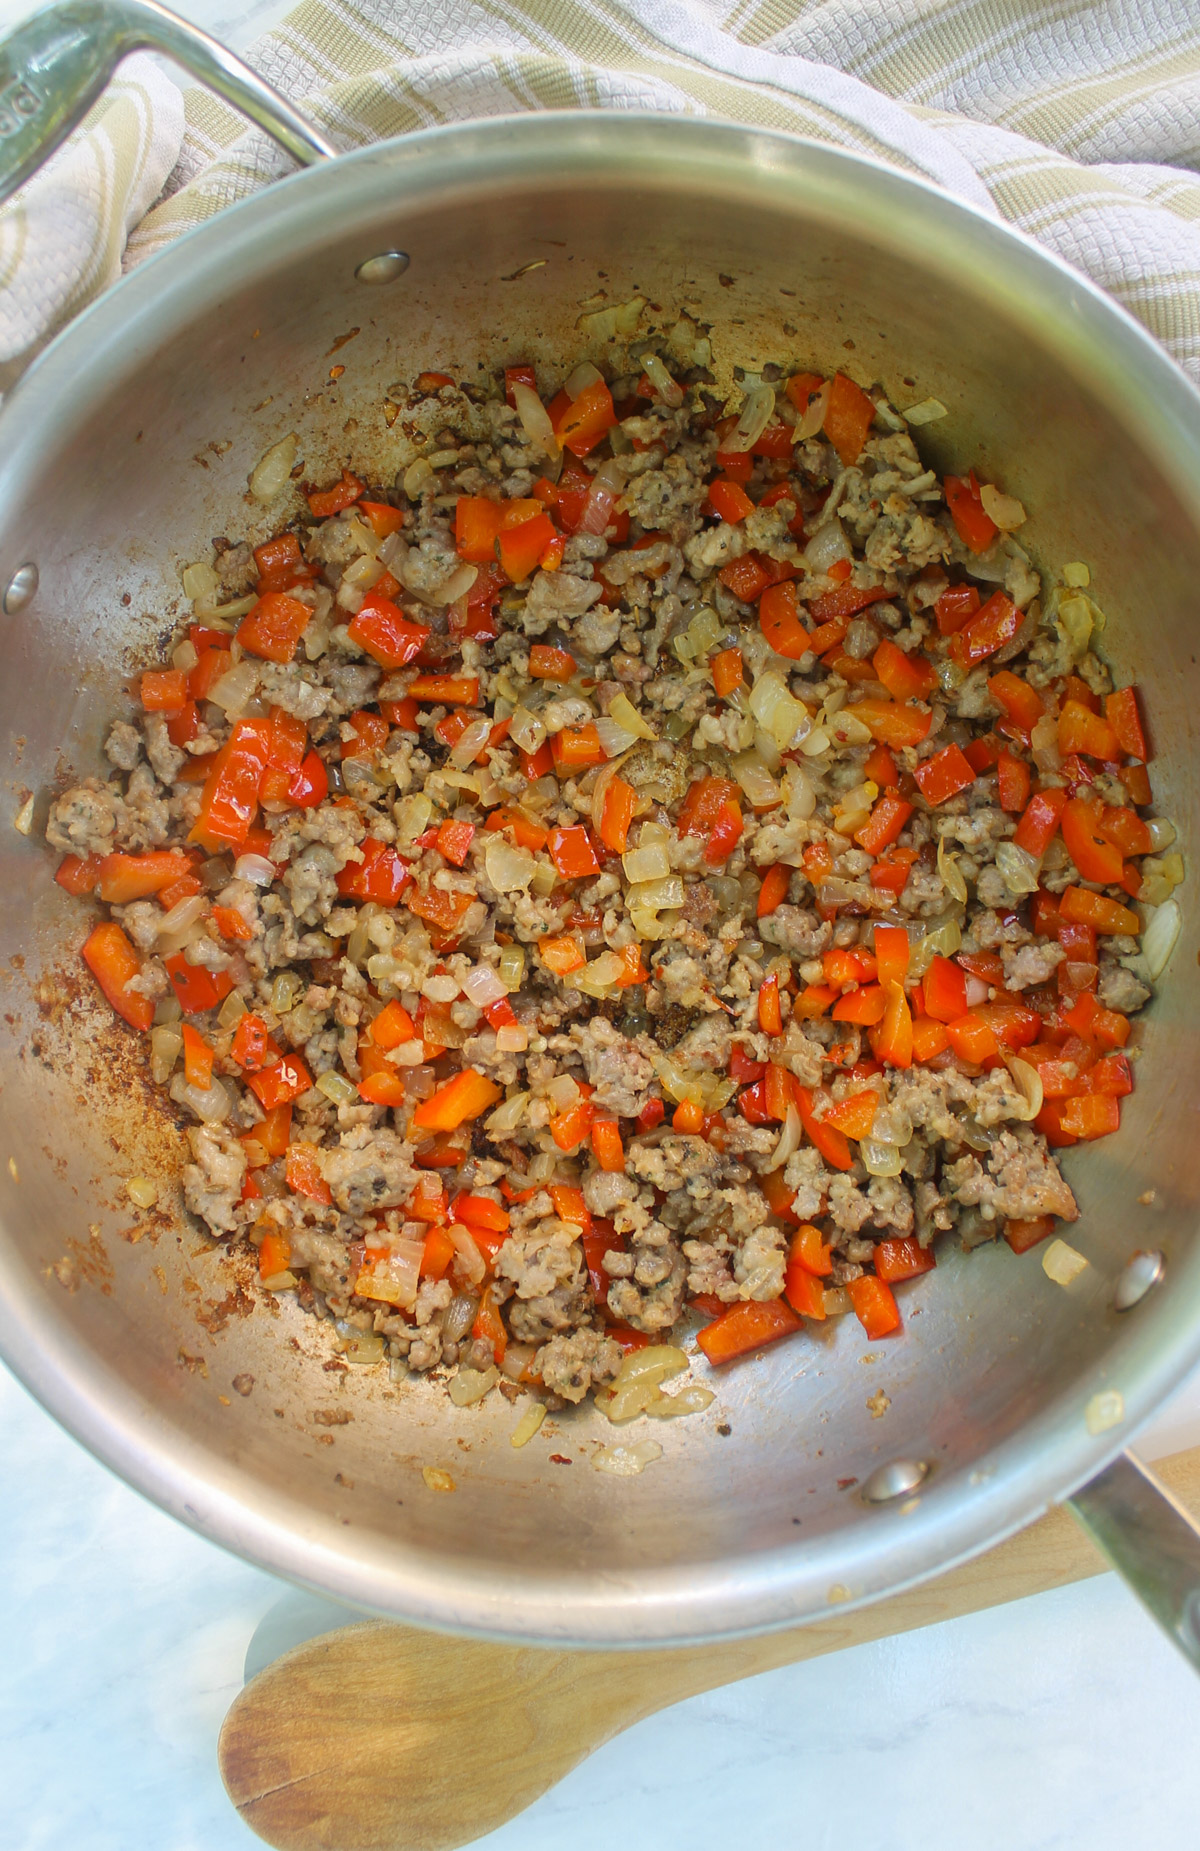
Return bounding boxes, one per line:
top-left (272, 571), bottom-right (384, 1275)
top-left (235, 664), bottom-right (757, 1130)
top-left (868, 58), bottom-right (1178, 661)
top-left (0, 52), bottom-right (184, 385)
top-left (7, 2), bottom-right (1200, 384)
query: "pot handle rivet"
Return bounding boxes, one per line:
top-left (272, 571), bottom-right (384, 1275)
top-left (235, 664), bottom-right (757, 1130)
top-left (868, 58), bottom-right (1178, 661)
top-left (1114, 1247), bottom-right (1165, 1311)
top-left (355, 252), bottom-right (410, 284)
top-left (2, 562), bottom-right (37, 615)
top-left (861, 1458), bottom-right (928, 1504)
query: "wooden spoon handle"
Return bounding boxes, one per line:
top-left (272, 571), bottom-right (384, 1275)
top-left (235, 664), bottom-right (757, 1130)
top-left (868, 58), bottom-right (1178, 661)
top-left (220, 1442), bottom-right (1200, 1851)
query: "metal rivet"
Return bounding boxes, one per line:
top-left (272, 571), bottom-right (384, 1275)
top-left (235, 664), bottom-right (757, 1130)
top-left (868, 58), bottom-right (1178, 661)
top-left (1114, 1247), bottom-right (1165, 1311)
top-left (3, 562), bottom-right (37, 614)
top-left (354, 251), bottom-right (410, 285)
top-left (861, 1458), bottom-right (928, 1504)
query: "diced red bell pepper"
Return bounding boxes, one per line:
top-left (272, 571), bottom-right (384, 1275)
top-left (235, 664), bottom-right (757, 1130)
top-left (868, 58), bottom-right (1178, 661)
top-left (529, 644), bottom-right (576, 682)
top-left (847, 1273), bottom-right (901, 1338)
top-left (1004, 1216), bottom-right (1057, 1254)
top-left (823, 373), bottom-right (875, 465)
top-left (336, 837), bottom-right (413, 906)
top-left (823, 1089), bottom-right (879, 1139)
top-left (1013, 788), bottom-right (1068, 858)
top-left (914, 743), bottom-right (976, 806)
top-left (412, 1068), bottom-right (502, 1131)
top-left (286, 1142), bottom-right (333, 1204)
top-left (987, 670), bottom-right (1044, 732)
top-left (1058, 700), bottom-right (1120, 762)
top-left (807, 581), bottom-right (890, 625)
top-left (1059, 1093), bottom-right (1121, 1140)
top-left (55, 852), bottom-right (103, 896)
top-left (873, 924), bottom-right (910, 988)
top-left (846, 699), bottom-right (932, 749)
top-left (231, 1013), bottom-right (277, 1071)
top-left (944, 472), bottom-right (997, 553)
top-left (306, 470), bottom-right (364, 518)
top-left (923, 955), bottom-right (968, 1023)
top-left (872, 982), bottom-right (914, 1069)
top-left (347, 595), bottom-right (430, 669)
top-left (187, 717), bottom-right (272, 854)
top-left (996, 751), bottom-right (1031, 813)
top-left (82, 921), bottom-right (154, 1032)
top-left (758, 580), bottom-right (811, 658)
top-left (163, 952), bottom-right (235, 1016)
top-left (945, 1011), bottom-right (1001, 1064)
top-left (854, 793), bottom-right (914, 857)
top-left (497, 510), bottom-right (558, 582)
top-left (707, 478), bottom-right (756, 523)
top-left (1061, 799), bottom-right (1124, 886)
top-left (547, 824), bottom-right (600, 881)
top-left (872, 639), bottom-right (936, 702)
top-left (793, 1085), bottom-right (854, 1171)
top-left (553, 378), bottom-right (618, 458)
top-left (140, 668), bottom-right (188, 712)
top-left (696, 1296), bottom-right (802, 1365)
top-left (935, 583), bottom-right (982, 635)
top-left (237, 593), bottom-right (312, 664)
top-left (874, 1237), bottom-right (936, 1283)
top-left (550, 724), bottom-right (606, 772)
top-left (246, 1053), bottom-right (314, 1111)
top-left (703, 798), bottom-right (744, 865)
top-left (359, 500), bottom-right (405, 539)
top-left (94, 850), bottom-right (194, 905)
top-left (1058, 885), bottom-right (1140, 936)
top-left (757, 864), bottom-right (791, 918)
top-left (433, 818), bottom-right (476, 868)
top-left (947, 590), bottom-right (1021, 667)
top-left (758, 972), bottom-right (783, 1037)
top-left (340, 708), bottom-right (389, 761)
top-left (1105, 685), bottom-right (1149, 761)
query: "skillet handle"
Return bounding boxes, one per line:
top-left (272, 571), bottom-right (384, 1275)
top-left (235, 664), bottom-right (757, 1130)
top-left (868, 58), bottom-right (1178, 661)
top-left (1067, 1450), bottom-right (1200, 1674)
top-left (0, 0), bottom-right (337, 208)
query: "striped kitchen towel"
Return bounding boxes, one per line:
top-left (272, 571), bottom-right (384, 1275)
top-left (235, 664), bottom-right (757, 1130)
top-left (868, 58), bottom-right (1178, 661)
top-left (6, 1), bottom-right (1200, 383)
top-left (0, 51), bottom-right (183, 388)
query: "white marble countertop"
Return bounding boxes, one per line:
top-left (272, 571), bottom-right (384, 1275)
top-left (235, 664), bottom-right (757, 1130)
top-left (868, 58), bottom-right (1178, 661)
top-left (5, 0), bottom-right (1200, 1844)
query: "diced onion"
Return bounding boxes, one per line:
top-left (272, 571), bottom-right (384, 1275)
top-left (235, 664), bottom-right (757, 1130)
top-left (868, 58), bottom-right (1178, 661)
top-left (910, 915), bottom-right (962, 979)
top-left (358, 1240), bottom-right (423, 1309)
top-left (823, 1286), bottom-right (851, 1315)
top-left (765, 1103), bottom-right (802, 1172)
top-left (271, 970), bottom-right (302, 1013)
top-left (127, 1177), bottom-right (159, 1209)
top-left (449, 1365), bottom-right (498, 1407)
top-left (317, 1069), bottom-right (359, 1106)
top-left (803, 517), bottom-right (851, 574)
top-left (1146, 817), bottom-right (1177, 851)
top-left (217, 991), bottom-right (247, 1031)
top-left (156, 894), bottom-right (207, 941)
top-left (485, 838), bottom-right (536, 893)
top-left (1029, 713), bottom-right (1061, 773)
top-left (498, 944), bottom-right (526, 991)
top-left (572, 950), bottom-right (626, 998)
top-left (1043, 1238), bottom-right (1088, 1286)
top-left (645, 1383), bottom-right (716, 1419)
top-left (149, 1025), bottom-right (182, 1085)
top-left (592, 1438), bottom-right (664, 1475)
top-left (448, 1224), bottom-right (486, 1287)
top-left (995, 839), bottom-right (1041, 896)
top-left (234, 852), bottom-right (276, 887)
top-left (795, 378), bottom-right (831, 442)
top-left (450, 717), bottom-right (492, 768)
top-left (395, 793), bottom-right (434, 843)
top-left (404, 457), bottom-right (434, 499)
top-left (564, 361), bottom-right (604, 400)
top-left (749, 672), bottom-right (812, 752)
top-left (511, 1401), bottom-right (547, 1448)
top-left (182, 562), bottom-right (221, 607)
top-left (249, 433), bottom-right (298, 503)
top-left (169, 1072), bottom-right (231, 1122)
top-left (578, 457), bottom-right (625, 537)
top-left (937, 835), bottom-right (968, 903)
top-left (1142, 898), bottom-right (1181, 981)
top-left (980, 484), bottom-right (1027, 531)
top-left (642, 353), bottom-right (684, 408)
top-left (1085, 1389), bottom-right (1125, 1435)
top-left (903, 398), bottom-right (948, 427)
top-left (606, 691), bottom-right (657, 740)
top-left (545, 1073), bottom-right (580, 1114)
top-left (511, 382), bottom-right (559, 456)
top-left (627, 874), bottom-right (684, 915)
top-left (462, 962), bottom-right (508, 1007)
top-left (594, 715), bottom-right (638, 759)
top-left (485, 1090), bottom-right (530, 1135)
top-left (623, 840), bottom-right (671, 884)
top-left (731, 750), bottom-right (780, 812)
top-left (509, 706), bottom-right (547, 754)
top-left (861, 1137), bottom-right (905, 1177)
top-left (1062, 561), bottom-right (1091, 589)
top-left (1004, 1055), bottom-right (1043, 1121)
top-left (208, 661), bottom-right (261, 717)
top-left (723, 384), bottom-right (775, 453)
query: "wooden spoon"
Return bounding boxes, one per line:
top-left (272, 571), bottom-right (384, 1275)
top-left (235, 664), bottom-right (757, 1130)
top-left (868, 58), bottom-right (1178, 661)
top-left (220, 1442), bottom-right (1200, 1851)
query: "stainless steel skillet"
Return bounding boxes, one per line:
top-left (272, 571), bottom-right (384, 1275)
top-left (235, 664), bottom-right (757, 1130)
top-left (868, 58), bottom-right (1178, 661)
top-left (2, 0), bottom-right (1200, 1656)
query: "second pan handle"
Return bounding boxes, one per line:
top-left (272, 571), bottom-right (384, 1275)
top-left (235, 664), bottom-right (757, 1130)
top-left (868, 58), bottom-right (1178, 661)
top-left (1068, 1450), bottom-right (1200, 1673)
top-left (0, 0), bottom-right (336, 208)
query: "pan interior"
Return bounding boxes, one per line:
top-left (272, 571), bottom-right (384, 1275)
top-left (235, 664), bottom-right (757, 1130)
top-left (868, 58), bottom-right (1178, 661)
top-left (0, 117), bottom-right (1197, 1642)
